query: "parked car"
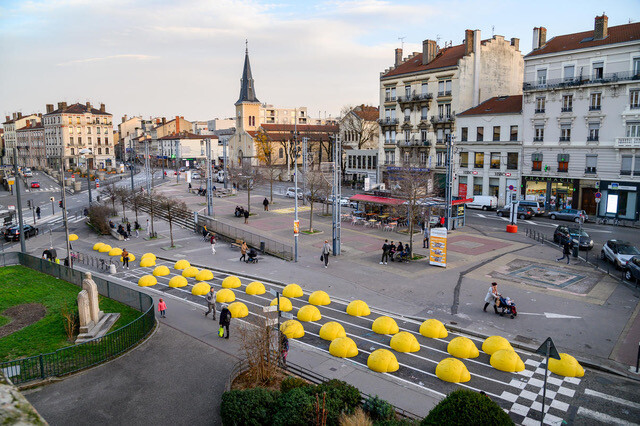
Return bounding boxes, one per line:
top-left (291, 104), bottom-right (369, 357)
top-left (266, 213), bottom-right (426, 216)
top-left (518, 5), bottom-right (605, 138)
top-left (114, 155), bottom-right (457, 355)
top-left (601, 240), bottom-right (640, 269)
top-left (30, 181), bottom-right (40, 188)
top-left (23, 168), bottom-right (33, 177)
top-left (497, 205), bottom-right (535, 220)
top-left (518, 200), bottom-right (545, 216)
top-left (285, 187), bottom-right (303, 199)
top-left (553, 226), bottom-right (594, 250)
top-left (467, 195), bottom-right (498, 211)
top-left (341, 197), bottom-right (358, 209)
top-left (191, 172), bottom-right (201, 179)
top-left (4, 224), bottom-right (38, 241)
top-left (625, 256), bottom-right (640, 282)
top-left (549, 209), bottom-right (588, 223)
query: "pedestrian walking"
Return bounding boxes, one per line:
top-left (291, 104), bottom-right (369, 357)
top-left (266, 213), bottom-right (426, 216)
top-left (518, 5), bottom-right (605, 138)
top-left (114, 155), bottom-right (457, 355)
top-left (204, 288), bottom-right (216, 320)
top-left (240, 241), bottom-right (248, 262)
top-left (36, 206), bottom-right (41, 220)
top-left (263, 197), bottom-right (269, 211)
top-left (280, 332), bottom-right (289, 368)
top-left (122, 248), bottom-right (130, 269)
top-left (135, 227), bottom-right (140, 238)
top-left (483, 282), bottom-right (499, 314)
top-left (158, 298), bottom-right (167, 318)
top-left (219, 304), bottom-right (231, 339)
top-left (210, 233), bottom-right (217, 255)
top-left (202, 225), bottom-right (209, 242)
top-left (380, 239), bottom-right (390, 265)
top-left (146, 219), bottom-right (150, 236)
top-left (321, 240), bottom-right (331, 268)
top-left (423, 227), bottom-right (429, 248)
top-left (243, 208), bottom-right (249, 224)
top-left (557, 238), bottom-right (572, 264)
top-left (126, 222), bottom-right (132, 238)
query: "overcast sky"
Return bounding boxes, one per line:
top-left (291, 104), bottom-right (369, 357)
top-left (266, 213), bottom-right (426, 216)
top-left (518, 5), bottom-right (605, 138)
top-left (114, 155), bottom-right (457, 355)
top-left (1, 0), bottom-right (638, 126)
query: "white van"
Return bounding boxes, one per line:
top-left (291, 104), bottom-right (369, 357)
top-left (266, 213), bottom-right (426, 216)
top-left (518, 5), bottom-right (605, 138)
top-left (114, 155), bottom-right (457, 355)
top-left (467, 195), bottom-right (498, 210)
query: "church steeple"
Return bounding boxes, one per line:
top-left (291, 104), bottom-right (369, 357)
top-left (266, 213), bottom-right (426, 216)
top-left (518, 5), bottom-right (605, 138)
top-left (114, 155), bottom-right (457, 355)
top-left (235, 40), bottom-right (260, 105)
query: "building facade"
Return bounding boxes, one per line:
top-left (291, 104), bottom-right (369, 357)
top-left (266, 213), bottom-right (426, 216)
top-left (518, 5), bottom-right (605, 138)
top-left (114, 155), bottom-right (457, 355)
top-left (16, 120), bottom-right (45, 169)
top-left (522, 15), bottom-right (640, 220)
top-left (340, 105), bottom-right (381, 185)
top-left (455, 95), bottom-right (523, 206)
top-left (157, 132), bottom-right (220, 168)
top-left (2, 113), bottom-right (41, 166)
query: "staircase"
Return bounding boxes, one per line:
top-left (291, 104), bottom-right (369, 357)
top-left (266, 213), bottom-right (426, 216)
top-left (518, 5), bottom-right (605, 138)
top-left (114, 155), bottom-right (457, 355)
top-left (133, 197), bottom-right (196, 232)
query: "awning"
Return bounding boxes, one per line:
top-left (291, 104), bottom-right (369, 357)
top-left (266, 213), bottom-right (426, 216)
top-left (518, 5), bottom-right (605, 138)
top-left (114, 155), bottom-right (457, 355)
top-left (452, 198), bottom-right (473, 206)
top-left (349, 194), bottom-right (406, 206)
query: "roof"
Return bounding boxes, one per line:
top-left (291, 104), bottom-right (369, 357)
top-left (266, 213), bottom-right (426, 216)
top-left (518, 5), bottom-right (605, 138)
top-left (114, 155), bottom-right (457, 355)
top-left (158, 132), bottom-right (218, 141)
top-left (3, 114), bottom-right (40, 125)
top-left (258, 123), bottom-right (339, 143)
top-left (352, 105), bottom-right (379, 121)
top-left (526, 22), bottom-right (640, 57)
top-left (458, 95), bottom-right (522, 116)
top-left (382, 44), bottom-right (466, 79)
top-left (16, 123), bottom-right (44, 131)
top-left (348, 194), bottom-right (405, 206)
top-left (44, 103), bottom-right (111, 116)
top-left (235, 47), bottom-right (260, 105)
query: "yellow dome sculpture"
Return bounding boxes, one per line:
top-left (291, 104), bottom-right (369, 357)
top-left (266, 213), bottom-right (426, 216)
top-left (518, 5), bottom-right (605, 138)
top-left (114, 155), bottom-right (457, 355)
top-left (137, 275), bottom-right (157, 287)
top-left (191, 282), bottom-right (211, 296)
top-left (490, 349), bottom-right (525, 373)
top-left (270, 297), bottom-right (293, 312)
top-left (216, 289), bottom-right (236, 303)
top-left (372, 316), bottom-right (400, 335)
top-left (390, 331), bottom-right (420, 353)
top-left (182, 266), bottom-right (199, 278)
top-left (222, 276), bottom-right (241, 288)
top-left (329, 337), bottom-right (358, 358)
top-left (309, 290), bottom-right (330, 306)
top-left (482, 336), bottom-right (513, 355)
top-left (228, 302), bottom-right (249, 318)
top-left (419, 319), bottom-right (448, 339)
top-left (195, 269), bottom-right (214, 281)
top-left (436, 358), bottom-right (471, 383)
top-left (346, 300), bottom-right (370, 317)
top-left (447, 337), bottom-right (479, 359)
top-left (367, 349), bottom-right (399, 373)
top-left (98, 244), bottom-right (112, 253)
top-left (245, 281), bottom-right (266, 295)
top-left (108, 247), bottom-right (123, 257)
top-left (140, 257), bottom-right (156, 267)
top-left (549, 353), bottom-right (584, 378)
top-left (153, 265), bottom-right (170, 276)
top-left (297, 305), bottom-right (321, 322)
top-left (169, 276), bottom-right (188, 288)
top-left (93, 242), bottom-right (105, 251)
top-left (141, 253), bottom-right (156, 261)
top-left (174, 259), bottom-right (190, 270)
top-left (319, 322), bottom-right (346, 341)
top-left (68, 234), bottom-right (78, 241)
top-left (121, 253), bottom-right (136, 262)
top-left (283, 283), bottom-right (303, 298)
top-left (280, 320), bottom-right (304, 339)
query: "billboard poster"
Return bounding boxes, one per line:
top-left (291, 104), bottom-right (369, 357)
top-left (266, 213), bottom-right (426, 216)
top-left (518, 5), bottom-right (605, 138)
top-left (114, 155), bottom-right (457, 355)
top-left (458, 183), bottom-right (467, 198)
top-left (429, 227), bottom-right (447, 268)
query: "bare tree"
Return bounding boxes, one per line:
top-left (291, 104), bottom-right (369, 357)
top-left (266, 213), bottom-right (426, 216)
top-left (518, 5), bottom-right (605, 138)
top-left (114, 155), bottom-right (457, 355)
top-left (340, 105), bottom-right (378, 150)
top-left (254, 129), bottom-right (280, 203)
top-left (228, 163), bottom-right (264, 216)
top-left (129, 189), bottom-right (144, 222)
top-left (305, 171), bottom-right (331, 232)
top-left (114, 187), bottom-right (129, 221)
top-left (238, 316), bottom-right (280, 385)
top-left (103, 183), bottom-right (118, 215)
top-left (156, 194), bottom-right (188, 247)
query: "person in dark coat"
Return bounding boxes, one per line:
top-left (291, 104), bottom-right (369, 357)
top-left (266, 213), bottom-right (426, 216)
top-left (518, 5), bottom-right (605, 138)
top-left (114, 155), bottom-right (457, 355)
top-left (219, 304), bottom-right (231, 339)
top-left (36, 206), bottom-right (41, 219)
top-left (263, 197), bottom-right (269, 211)
top-left (244, 208), bottom-right (249, 224)
top-left (380, 239), bottom-right (389, 265)
top-left (557, 238), bottom-right (572, 264)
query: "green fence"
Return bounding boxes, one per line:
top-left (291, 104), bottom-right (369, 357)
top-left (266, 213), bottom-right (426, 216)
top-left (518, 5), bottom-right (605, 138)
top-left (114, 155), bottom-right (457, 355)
top-left (0, 253), bottom-right (156, 385)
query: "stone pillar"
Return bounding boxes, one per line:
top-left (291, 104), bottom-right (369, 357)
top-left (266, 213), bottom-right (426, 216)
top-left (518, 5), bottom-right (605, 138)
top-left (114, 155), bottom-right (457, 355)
top-left (82, 272), bottom-right (103, 324)
top-left (77, 290), bottom-right (93, 333)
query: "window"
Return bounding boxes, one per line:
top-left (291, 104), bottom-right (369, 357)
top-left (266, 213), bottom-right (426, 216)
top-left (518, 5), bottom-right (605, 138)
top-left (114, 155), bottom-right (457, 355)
top-left (535, 97), bottom-right (545, 113)
top-left (537, 68), bottom-right (547, 85)
top-left (98, 148), bottom-right (102, 154)
top-left (78, 137), bottom-right (82, 144)
top-left (489, 178), bottom-right (499, 198)
top-left (70, 148), bottom-right (75, 155)
top-left (588, 123), bottom-right (600, 141)
top-left (438, 81), bottom-right (444, 96)
top-left (504, 153), bottom-right (516, 170)
top-left (557, 153), bottom-right (569, 173)
top-left (97, 137), bottom-right (101, 144)
top-left (563, 65), bottom-right (575, 81)
top-left (627, 122), bottom-right (640, 137)
top-left (278, 147), bottom-right (284, 159)
top-left (590, 93), bottom-right (601, 110)
top-left (532, 153), bottom-right (542, 171)
top-left (405, 85), bottom-right (411, 98)
top-left (635, 156), bottom-right (640, 176)
top-left (634, 58), bottom-right (640, 76)
top-left (69, 127), bottom-right (73, 134)
top-left (420, 129), bottom-right (428, 142)
top-left (76, 117), bottom-right (81, 124)
top-left (404, 129), bottom-right (411, 142)
top-left (622, 155), bottom-right (632, 175)
top-left (445, 80), bottom-right (452, 95)
top-left (421, 82), bottom-right (428, 95)
top-left (493, 126), bottom-right (500, 141)
top-left (473, 178), bottom-right (483, 196)
top-left (438, 104), bottom-right (444, 118)
top-left (385, 150), bottom-right (395, 165)
top-left (87, 127), bottom-right (92, 134)
top-left (421, 106), bottom-right (428, 120)
top-left (585, 155), bottom-right (597, 173)
top-left (106, 148), bottom-right (110, 154)
top-left (436, 128), bottom-right (443, 143)
top-left (510, 125), bottom-right (518, 141)
top-left (404, 108), bottom-right (410, 122)
top-left (476, 127), bottom-right (484, 141)
top-left (592, 61), bottom-right (604, 80)
top-left (490, 152), bottom-right (500, 169)
top-left (384, 108), bottom-right (391, 120)
top-left (474, 152), bottom-right (485, 168)
top-left (97, 127), bottom-right (101, 134)
top-left (68, 117), bottom-right (72, 125)
top-left (630, 90), bottom-right (640, 109)
top-left (385, 130), bottom-right (391, 143)
top-left (562, 95), bottom-right (573, 112)
top-left (403, 152), bottom-right (410, 164)
top-left (461, 127), bottom-right (468, 141)
top-left (560, 124), bottom-right (571, 142)
top-left (445, 103), bottom-right (451, 118)
top-left (390, 130), bottom-right (396, 143)
top-left (436, 151), bottom-right (445, 167)
top-left (88, 137), bottom-right (92, 144)
top-left (459, 152), bottom-right (468, 168)
top-left (420, 152), bottom-right (427, 165)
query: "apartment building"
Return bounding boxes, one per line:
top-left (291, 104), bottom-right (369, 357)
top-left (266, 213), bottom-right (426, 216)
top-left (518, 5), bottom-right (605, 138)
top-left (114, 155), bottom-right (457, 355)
top-left (2, 112), bottom-right (42, 166)
top-left (522, 15), bottom-right (640, 220)
top-left (16, 120), bottom-right (45, 169)
top-left (340, 105), bottom-right (381, 185)
top-left (157, 132), bottom-right (220, 168)
top-left (43, 102), bottom-right (114, 170)
top-left (455, 95), bottom-right (523, 206)
top-left (378, 29), bottom-right (523, 189)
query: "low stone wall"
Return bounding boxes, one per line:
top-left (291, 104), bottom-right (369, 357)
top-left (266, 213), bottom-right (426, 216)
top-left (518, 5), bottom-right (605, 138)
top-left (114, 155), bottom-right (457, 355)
top-left (0, 372), bottom-right (47, 425)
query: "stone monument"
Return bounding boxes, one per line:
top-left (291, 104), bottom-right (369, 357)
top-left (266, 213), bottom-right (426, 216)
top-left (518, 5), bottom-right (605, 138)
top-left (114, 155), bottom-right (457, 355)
top-left (76, 272), bottom-right (120, 343)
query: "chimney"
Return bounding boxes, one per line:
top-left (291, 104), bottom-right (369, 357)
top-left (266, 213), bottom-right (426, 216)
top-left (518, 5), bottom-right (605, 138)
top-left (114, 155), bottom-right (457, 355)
top-left (175, 116), bottom-right (180, 133)
top-left (5, 116), bottom-right (9, 122)
top-left (12, 113), bottom-right (17, 119)
top-left (594, 14), bottom-right (608, 39)
top-left (510, 37), bottom-right (520, 51)
top-left (394, 48), bottom-right (403, 67)
top-left (17, 112), bottom-right (22, 119)
top-left (532, 28), bottom-right (540, 50)
top-left (422, 40), bottom-right (437, 65)
top-left (100, 103), bottom-right (105, 112)
top-left (162, 117), bottom-right (166, 125)
top-left (57, 102), bottom-right (63, 110)
top-left (86, 101), bottom-right (91, 110)
top-left (539, 27), bottom-right (547, 47)
top-left (61, 102), bottom-right (67, 109)
top-left (46, 104), bottom-right (54, 114)
top-left (465, 29), bottom-right (475, 55)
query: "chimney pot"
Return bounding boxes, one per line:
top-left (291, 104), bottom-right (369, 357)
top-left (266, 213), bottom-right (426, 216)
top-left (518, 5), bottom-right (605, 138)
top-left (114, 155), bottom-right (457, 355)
top-left (100, 103), bottom-right (105, 112)
top-left (5, 115), bottom-right (10, 122)
top-left (594, 14), bottom-right (608, 39)
top-left (17, 112), bottom-right (22, 119)
top-left (86, 101), bottom-right (91, 109)
top-left (46, 104), bottom-right (54, 114)
top-left (61, 102), bottom-right (67, 109)
top-left (394, 48), bottom-right (403, 67)
top-left (12, 113), bottom-right (17, 119)
top-left (510, 37), bottom-right (520, 51)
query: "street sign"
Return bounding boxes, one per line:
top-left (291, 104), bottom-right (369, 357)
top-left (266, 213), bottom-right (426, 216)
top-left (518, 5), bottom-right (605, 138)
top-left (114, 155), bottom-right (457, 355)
top-left (263, 305), bottom-right (278, 313)
top-left (508, 185), bottom-right (514, 191)
top-left (8, 205), bottom-right (15, 211)
top-left (536, 337), bottom-right (561, 421)
top-left (611, 183), bottom-right (619, 189)
top-left (594, 192), bottom-right (602, 199)
top-left (269, 288), bottom-right (278, 297)
top-left (50, 197), bottom-right (55, 202)
top-left (536, 337), bottom-right (561, 360)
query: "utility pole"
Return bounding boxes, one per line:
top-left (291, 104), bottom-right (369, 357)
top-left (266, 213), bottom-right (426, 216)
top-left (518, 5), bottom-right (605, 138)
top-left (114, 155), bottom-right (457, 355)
top-left (302, 137), bottom-right (308, 206)
top-left (444, 136), bottom-right (453, 230)
top-left (129, 139), bottom-right (135, 191)
top-left (175, 140), bottom-right (180, 184)
top-left (58, 148), bottom-right (72, 267)
top-left (206, 138), bottom-right (213, 215)
top-left (292, 128), bottom-right (300, 262)
top-left (12, 148), bottom-right (26, 253)
top-left (223, 137), bottom-right (228, 189)
top-left (144, 140), bottom-right (151, 194)
top-left (332, 135), bottom-right (342, 255)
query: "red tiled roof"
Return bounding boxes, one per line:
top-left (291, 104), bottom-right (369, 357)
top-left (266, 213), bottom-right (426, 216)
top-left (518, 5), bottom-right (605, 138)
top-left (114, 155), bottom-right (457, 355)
top-left (16, 123), bottom-right (44, 131)
top-left (44, 103), bottom-right (111, 116)
top-left (382, 44), bottom-right (466, 78)
top-left (352, 105), bottom-right (379, 121)
top-left (458, 95), bottom-right (522, 116)
top-left (348, 194), bottom-right (405, 206)
top-left (3, 114), bottom-right (40, 125)
top-left (158, 132), bottom-right (217, 140)
top-left (526, 22), bottom-right (640, 57)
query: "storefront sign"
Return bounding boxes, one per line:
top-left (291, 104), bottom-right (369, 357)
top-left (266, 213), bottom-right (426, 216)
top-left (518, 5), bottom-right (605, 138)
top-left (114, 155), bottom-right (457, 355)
top-left (429, 227), bottom-right (447, 268)
top-left (608, 184), bottom-right (636, 191)
top-left (493, 172), bottom-right (513, 177)
top-left (525, 176), bottom-right (574, 183)
top-left (459, 183), bottom-right (467, 198)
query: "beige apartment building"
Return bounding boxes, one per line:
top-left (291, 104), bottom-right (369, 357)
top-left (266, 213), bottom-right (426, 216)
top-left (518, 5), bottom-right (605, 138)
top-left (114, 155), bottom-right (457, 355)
top-left (378, 29), bottom-right (523, 189)
top-left (16, 120), bottom-right (45, 169)
top-left (3, 112), bottom-right (42, 166)
top-left (43, 102), bottom-right (115, 170)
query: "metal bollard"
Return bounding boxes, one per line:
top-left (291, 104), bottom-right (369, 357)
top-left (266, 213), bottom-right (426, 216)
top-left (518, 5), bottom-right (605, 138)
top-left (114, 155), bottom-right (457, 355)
top-left (541, 235), bottom-right (545, 244)
top-left (636, 342), bottom-right (639, 373)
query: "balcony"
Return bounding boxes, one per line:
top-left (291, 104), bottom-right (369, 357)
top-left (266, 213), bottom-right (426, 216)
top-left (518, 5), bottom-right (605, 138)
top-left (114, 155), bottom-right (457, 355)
top-left (559, 137), bottom-right (571, 142)
top-left (384, 96), bottom-right (397, 103)
top-left (533, 137), bottom-right (544, 142)
top-left (523, 70), bottom-right (640, 91)
top-left (561, 107), bottom-right (573, 112)
top-left (587, 136), bottom-right (599, 142)
top-left (397, 93), bottom-right (433, 105)
top-left (585, 167), bottom-right (597, 174)
top-left (430, 114), bottom-right (455, 125)
top-left (615, 137), bottom-right (640, 148)
top-left (377, 118), bottom-right (399, 127)
top-left (589, 106), bottom-right (601, 111)
top-left (534, 109), bottom-right (545, 114)
top-left (621, 170), bottom-right (632, 176)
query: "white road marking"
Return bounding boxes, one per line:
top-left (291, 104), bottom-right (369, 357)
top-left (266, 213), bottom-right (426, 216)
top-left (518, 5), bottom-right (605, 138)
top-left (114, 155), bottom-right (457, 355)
top-left (476, 213), bottom-right (486, 218)
top-left (584, 388), bottom-right (640, 410)
top-left (517, 312), bottom-right (582, 319)
top-left (576, 407), bottom-right (635, 425)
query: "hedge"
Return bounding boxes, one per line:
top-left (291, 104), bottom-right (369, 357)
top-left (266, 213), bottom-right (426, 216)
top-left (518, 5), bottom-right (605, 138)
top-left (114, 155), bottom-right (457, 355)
top-left (421, 389), bottom-right (513, 426)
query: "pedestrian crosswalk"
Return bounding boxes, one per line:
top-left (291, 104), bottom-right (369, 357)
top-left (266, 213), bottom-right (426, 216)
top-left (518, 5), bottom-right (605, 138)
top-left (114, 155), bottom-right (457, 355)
top-left (25, 186), bottom-right (59, 193)
top-left (24, 213), bottom-right (86, 229)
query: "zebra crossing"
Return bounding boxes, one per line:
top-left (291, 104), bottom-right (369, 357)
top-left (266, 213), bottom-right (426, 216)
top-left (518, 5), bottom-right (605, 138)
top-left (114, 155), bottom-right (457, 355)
top-left (25, 186), bottom-right (60, 193)
top-left (24, 213), bottom-right (86, 229)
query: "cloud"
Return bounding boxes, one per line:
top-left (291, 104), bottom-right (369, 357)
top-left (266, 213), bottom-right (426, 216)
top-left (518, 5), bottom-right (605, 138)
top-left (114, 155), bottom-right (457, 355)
top-left (56, 54), bottom-right (159, 66)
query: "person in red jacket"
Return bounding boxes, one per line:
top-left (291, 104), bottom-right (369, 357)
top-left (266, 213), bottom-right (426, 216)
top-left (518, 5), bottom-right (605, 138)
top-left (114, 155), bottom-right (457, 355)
top-left (158, 298), bottom-right (167, 318)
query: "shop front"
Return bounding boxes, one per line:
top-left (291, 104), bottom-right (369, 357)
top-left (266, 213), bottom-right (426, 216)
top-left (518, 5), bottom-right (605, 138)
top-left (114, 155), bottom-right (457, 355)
top-left (597, 180), bottom-right (639, 222)
top-left (523, 176), bottom-right (578, 211)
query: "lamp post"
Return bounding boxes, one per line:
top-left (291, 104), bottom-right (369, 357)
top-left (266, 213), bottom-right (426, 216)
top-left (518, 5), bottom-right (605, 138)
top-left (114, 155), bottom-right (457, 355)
top-left (58, 146), bottom-right (71, 268)
top-left (291, 129), bottom-right (300, 262)
top-left (79, 148), bottom-right (92, 205)
top-left (129, 139), bottom-right (135, 191)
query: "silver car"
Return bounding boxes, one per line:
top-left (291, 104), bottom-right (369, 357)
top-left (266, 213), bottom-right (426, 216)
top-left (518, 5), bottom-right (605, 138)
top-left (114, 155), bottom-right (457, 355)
top-left (549, 208), bottom-right (588, 223)
top-left (601, 240), bottom-right (640, 269)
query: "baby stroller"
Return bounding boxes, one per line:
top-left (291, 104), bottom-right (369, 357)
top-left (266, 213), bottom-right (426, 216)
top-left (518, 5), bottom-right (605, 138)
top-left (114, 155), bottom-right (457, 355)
top-left (497, 296), bottom-right (517, 318)
top-left (246, 248), bottom-right (258, 264)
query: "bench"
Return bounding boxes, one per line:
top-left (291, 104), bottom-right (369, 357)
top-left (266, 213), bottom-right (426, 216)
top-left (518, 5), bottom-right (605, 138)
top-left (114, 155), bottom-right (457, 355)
top-left (230, 238), bottom-right (243, 249)
top-left (109, 228), bottom-right (125, 241)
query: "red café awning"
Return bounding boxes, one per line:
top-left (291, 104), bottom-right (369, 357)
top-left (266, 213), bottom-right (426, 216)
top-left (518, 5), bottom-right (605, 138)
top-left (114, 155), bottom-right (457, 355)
top-left (451, 198), bottom-right (474, 206)
top-left (349, 194), bottom-right (406, 206)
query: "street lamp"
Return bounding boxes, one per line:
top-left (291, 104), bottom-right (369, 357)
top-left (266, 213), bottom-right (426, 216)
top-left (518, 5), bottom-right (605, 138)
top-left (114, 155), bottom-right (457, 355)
top-left (79, 148), bottom-right (92, 204)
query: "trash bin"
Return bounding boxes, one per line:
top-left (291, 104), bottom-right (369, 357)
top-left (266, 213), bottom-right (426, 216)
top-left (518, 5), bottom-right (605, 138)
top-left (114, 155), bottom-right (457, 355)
top-left (572, 242), bottom-right (579, 258)
top-left (260, 241), bottom-right (266, 253)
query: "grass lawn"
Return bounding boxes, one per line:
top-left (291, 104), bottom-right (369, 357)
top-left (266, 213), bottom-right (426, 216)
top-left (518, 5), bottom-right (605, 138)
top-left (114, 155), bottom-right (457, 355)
top-left (0, 265), bottom-right (141, 362)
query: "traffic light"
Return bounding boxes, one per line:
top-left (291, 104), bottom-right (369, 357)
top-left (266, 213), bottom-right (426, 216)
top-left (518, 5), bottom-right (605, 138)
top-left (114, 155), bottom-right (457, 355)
top-left (59, 200), bottom-right (64, 208)
top-left (27, 200), bottom-right (31, 208)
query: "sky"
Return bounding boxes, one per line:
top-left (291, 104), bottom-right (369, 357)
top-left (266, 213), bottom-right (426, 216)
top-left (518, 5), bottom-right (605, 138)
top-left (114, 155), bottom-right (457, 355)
top-left (1, 0), bottom-right (638, 127)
